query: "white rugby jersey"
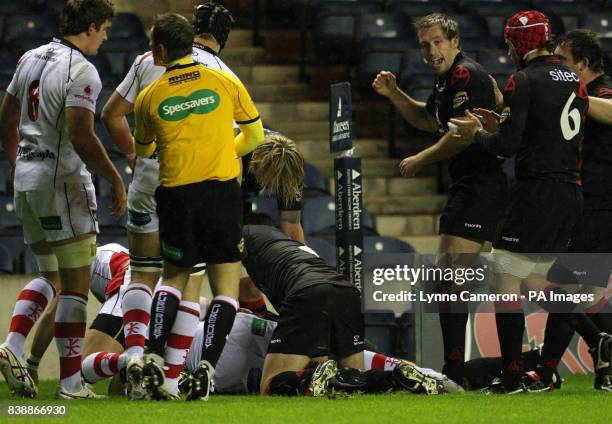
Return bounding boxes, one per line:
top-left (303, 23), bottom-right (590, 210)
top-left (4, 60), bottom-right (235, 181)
top-left (116, 42), bottom-right (238, 195)
top-left (8, 38), bottom-right (102, 191)
top-left (89, 243), bottom-right (129, 303)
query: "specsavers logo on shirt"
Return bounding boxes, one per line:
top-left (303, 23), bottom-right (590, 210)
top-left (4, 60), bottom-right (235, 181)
top-left (158, 89), bottom-right (220, 121)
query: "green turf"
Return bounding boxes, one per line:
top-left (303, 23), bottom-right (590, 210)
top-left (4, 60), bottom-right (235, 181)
top-left (0, 375), bottom-right (609, 424)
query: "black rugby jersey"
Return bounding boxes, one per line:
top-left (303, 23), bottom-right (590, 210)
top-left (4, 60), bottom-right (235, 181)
top-left (425, 51), bottom-right (502, 180)
top-left (581, 74), bottom-right (612, 196)
top-left (242, 225), bottom-right (355, 311)
top-left (475, 55), bottom-right (589, 183)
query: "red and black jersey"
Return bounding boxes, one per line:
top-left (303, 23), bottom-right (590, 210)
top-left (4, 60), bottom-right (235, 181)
top-left (581, 74), bottom-right (612, 196)
top-left (242, 225), bottom-right (355, 312)
top-left (475, 55), bottom-right (589, 183)
top-left (425, 52), bottom-right (502, 180)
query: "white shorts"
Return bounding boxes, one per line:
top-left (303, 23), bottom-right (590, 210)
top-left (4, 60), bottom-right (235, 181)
top-left (187, 313), bottom-right (277, 394)
top-left (99, 290), bottom-right (123, 318)
top-left (126, 186), bottom-right (158, 234)
top-left (14, 183), bottom-right (98, 244)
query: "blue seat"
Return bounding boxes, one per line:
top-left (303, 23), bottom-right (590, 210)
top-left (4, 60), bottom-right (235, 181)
top-left (87, 55), bottom-right (115, 89)
top-left (102, 51), bottom-right (130, 80)
top-left (582, 13), bottom-right (612, 37)
top-left (302, 196), bottom-right (336, 235)
top-left (100, 14), bottom-right (148, 53)
top-left (314, 0), bottom-right (383, 16)
top-left (304, 236), bottom-right (337, 266)
top-left (387, 0), bottom-right (457, 17)
top-left (358, 50), bottom-right (404, 95)
top-left (355, 12), bottom-right (412, 45)
top-left (448, 14), bottom-right (490, 39)
top-left (0, 3), bottom-right (33, 14)
top-left (0, 195), bottom-right (20, 231)
top-left (399, 48), bottom-right (432, 90)
top-left (23, 247), bottom-right (38, 274)
top-left (364, 236), bottom-right (415, 253)
top-left (33, 0), bottom-right (67, 15)
top-left (0, 160), bottom-right (13, 195)
top-left (0, 235), bottom-right (26, 272)
top-left (364, 311), bottom-right (397, 355)
top-left (408, 87), bottom-right (431, 102)
top-left (304, 163), bottom-right (330, 196)
top-left (249, 195), bottom-right (280, 223)
top-left (0, 52), bottom-right (18, 90)
top-left (459, 0), bottom-right (530, 16)
top-left (10, 37), bottom-right (51, 58)
top-left (0, 244), bottom-right (15, 273)
top-left (478, 50), bottom-right (514, 75)
top-left (2, 15), bottom-right (60, 44)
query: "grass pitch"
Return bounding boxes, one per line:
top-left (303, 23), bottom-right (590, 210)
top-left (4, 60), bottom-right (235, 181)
top-left (0, 375), bottom-right (609, 423)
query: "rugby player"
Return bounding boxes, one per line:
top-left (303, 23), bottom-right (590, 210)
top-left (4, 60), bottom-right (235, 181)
top-left (0, 0), bottom-right (126, 399)
top-left (372, 13), bottom-right (507, 386)
top-left (132, 13), bottom-right (263, 401)
top-left (77, 241), bottom-right (456, 398)
top-left (101, 1), bottom-right (241, 401)
top-left (451, 11), bottom-right (588, 394)
top-left (532, 29), bottom-right (612, 392)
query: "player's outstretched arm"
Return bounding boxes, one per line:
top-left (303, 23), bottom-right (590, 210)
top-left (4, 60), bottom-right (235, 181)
top-left (588, 96), bottom-right (612, 125)
top-left (399, 131), bottom-right (465, 177)
top-left (101, 91), bottom-right (136, 170)
top-left (0, 92), bottom-right (20, 171)
top-left (66, 107), bottom-right (127, 217)
top-left (372, 71), bottom-right (438, 134)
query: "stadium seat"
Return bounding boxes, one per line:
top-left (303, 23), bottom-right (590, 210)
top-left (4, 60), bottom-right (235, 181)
top-left (459, 0), bottom-right (530, 16)
top-left (0, 160), bottom-right (12, 195)
top-left (478, 50), bottom-right (514, 81)
top-left (0, 235), bottom-right (25, 271)
top-left (358, 50), bottom-right (404, 95)
top-left (102, 51), bottom-right (130, 81)
top-left (100, 14), bottom-right (148, 52)
top-left (88, 55), bottom-right (115, 89)
top-left (302, 195), bottom-right (336, 235)
top-left (364, 311), bottom-right (397, 355)
top-left (0, 195), bottom-right (20, 231)
top-left (96, 195), bottom-right (127, 231)
top-left (22, 247), bottom-right (38, 274)
top-left (33, 0), bottom-right (65, 15)
top-left (581, 13), bottom-right (612, 37)
top-left (364, 235), bottom-right (415, 253)
top-left (408, 87), bottom-right (431, 102)
top-left (249, 195), bottom-right (280, 224)
top-left (304, 162), bottom-right (330, 196)
top-left (0, 3), bottom-right (33, 15)
top-left (399, 48), bottom-right (432, 89)
top-left (304, 236), bottom-right (337, 266)
top-left (2, 15), bottom-right (60, 44)
top-left (386, 0), bottom-right (457, 18)
top-left (0, 51), bottom-right (18, 91)
top-left (534, 1), bottom-right (594, 33)
top-left (312, 1), bottom-right (382, 62)
top-left (0, 244), bottom-right (14, 273)
top-left (354, 12), bottom-right (411, 45)
top-left (10, 37), bottom-right (52, 58)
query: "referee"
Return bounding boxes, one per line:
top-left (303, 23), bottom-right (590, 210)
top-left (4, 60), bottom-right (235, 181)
top-left (133, 13), bottom-right (264, 400)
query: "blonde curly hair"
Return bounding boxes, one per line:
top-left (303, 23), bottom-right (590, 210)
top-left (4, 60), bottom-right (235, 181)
top-left (248, 132), bottom-right (304, 207)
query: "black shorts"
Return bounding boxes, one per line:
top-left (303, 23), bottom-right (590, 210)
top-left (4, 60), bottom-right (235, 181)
top-left (548, 196), bottom-right (612, 287)
top-left (268, 284), bottom-right (365, 358)
top-left (439, 172), bottom-right (508, 242)
top-left (494, 179), bottom-right (582, 253)
top-left (89, 313), bottom-right (125, 347)
top-left (156, 179), bottom-right (244, 267)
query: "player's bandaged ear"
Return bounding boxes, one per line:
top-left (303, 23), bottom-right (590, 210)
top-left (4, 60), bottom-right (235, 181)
top-left (34, 253), bottom-right (59, 272)
top-left (51, 235), bottom-right (97, 268)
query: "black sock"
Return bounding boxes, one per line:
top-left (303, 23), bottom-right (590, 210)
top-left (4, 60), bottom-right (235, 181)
top-left (540, 313), bottom-right (575, 383)
top-left (266, 369), bottom-right (314, 396)
top-left (200, 297), bottom-right (237, 367)
top-left (589, 301), bottom-right (612, 334)
top-left (439, 311), bottom-right (468, 385)
top-left (363, 369), bottom-right (395, 393)
top-left (148, 287), bottom-right (180, 356)
top-left (495, 307), bottom-right (525, 389)
top-left (566, 313), bottom-right (600, 348)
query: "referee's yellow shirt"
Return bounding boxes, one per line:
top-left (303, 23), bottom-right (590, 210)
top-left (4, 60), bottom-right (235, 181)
top-left (134, 62), bottom-right (259, 187)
